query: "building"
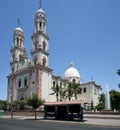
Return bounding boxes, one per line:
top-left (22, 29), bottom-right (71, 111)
top-left (7, 3), bottom-right (102, 109)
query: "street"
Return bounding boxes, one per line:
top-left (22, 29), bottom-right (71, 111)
top-left (0, 118), bottom-right (119, 130)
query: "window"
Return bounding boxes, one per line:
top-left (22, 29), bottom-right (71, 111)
top-left (40, 22), bottom-right (42, 30)
top-left (34, 59), bottom-right (37, 65)
top-left (18, 79), bottom-right (21, 88)
top-left (79, 88), bottom-right (82, 94)
top-left (60, 82), bottom-right (62, 87)
top-left (32, 81), bottom-right (35, 84)
top-left (34, 56), bottom-right (38, 65)
top-left (53, 81), bottom-right (55, 87)
top-left (13, 54), bottom-right (15, 61)
top-left (34, 43), bottom-right (37, 50)
top-left (19, 55), bottom-right (22, 62)
top-left (20, 96), bottom-right (24, 100)
top-left (84, 87), bottom-right (86, 93)
top-left (20, 39), bottom-right (22, 47)
top-left (12, 68), bottom-right (14, 73)
top-left (73, 79), bottom-right (76, 83)
top-left (17, 38), bottom-right (19, 45)
top-left (43, 58), bottom-right (46, 66)
top-left (43, 41), bottom-right (46, 51)
top-left (24, 77), bottom-right (27, 87)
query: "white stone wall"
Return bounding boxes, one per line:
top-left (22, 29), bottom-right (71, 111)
top-left (16, 73), bottom-right (29, 99)
top-left (42, 71), bottom-right (52, 101)
top-left (92, 86), bottom-right (101, 106)
top-left (78, 84), bottom-right (93, 103)
top-left (16, 73), bottom-right (29, 88)
top-left (78, 83), bottom-right (101, 107)
top-left (17, 59), bottom-right (30, 70)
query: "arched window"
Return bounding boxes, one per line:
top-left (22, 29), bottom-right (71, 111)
top-left (53, 81), bottom-right (55, 87)
top-left (17, 38), bottom-right (19, 45)
top-left (34, 55), bottom-right (38, 65)
top-left (34, 43), bottom-right (38, 51)
top-left (43, 41), bottom-right (46, 51)
top-left (79, 88), bottom-right (82, 94)
top-left (60, 82), bottom-right (62, 87)
top-left (24, 77), bottom-right (27, 87)
top-left (42, 58), bottom-right (46, 66)
top-left (84, 87), bottom-right (86, 93)
top-left (34, 59), bottom-right (37, 65)
top-left (18, 79), bottom-right (21, 88)
top-left (12, 68), bottom-right (14, 73)
top-left (20, 39), bottom-right (22, 47)
top-left (13, 54), bottom-right (15, 61)
top-left (20, 96), bottom-right (24, 100)
top-left (39, 22), bottom-right (42, 30)
top-left (73, 79), bottom-right (76, 83)
top-left (19, 54), bottom-right (22, 62)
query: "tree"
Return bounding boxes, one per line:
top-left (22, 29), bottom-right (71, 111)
top-left (109, 90), bottom-right (120, 110)
top-left (117, 69), bottom-right (120, 88)
top-left (50, 84), bottom-right (61, 101)
top-left (0, 100), bottom-right (7, 110)
top-left (8, 101), bottom-right (16, 119)
top-left (64, 83), bottom-right (73, 101)
top-left (64, 82), bottom-right (81, 101)
top-left (27, 93), bottom-right (44, 120)
top-left (14, 99), bottom-right (26, 110)
top-left (71, 82), bottom-right (81, 100)
top-left (95, 93), bottom-right (105, 110)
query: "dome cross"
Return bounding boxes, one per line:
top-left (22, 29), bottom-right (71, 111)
top-left (17, 19), bottom-right (20, 27)
top-left (39, 0), bottom-right (42, 8)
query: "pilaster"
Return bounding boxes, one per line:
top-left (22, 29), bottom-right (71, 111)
top-left (28, 71), bottom-right (32, 97)
top-left (36, 69), bottom-right (42, 98)
top-left (12, 78), bottom-right (16, 101)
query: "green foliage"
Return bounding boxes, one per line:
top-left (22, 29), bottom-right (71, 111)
top-left (110, 90), bottom-right (120, 110)
top-left (0, 100), bottom-right (7, 110)
top-left (117, 69), bottom-right (120, 88)
top-left (13, 99), bottom-right (26, 110)
top-left (95, 93), bottom-right (105, 110)
top-left (64, 82), bottom-right (80, 101)
top-left (64, 83), bottom-right (73, 101)
top-left (27, 93), bottom-right (44, 120)
top-left (50, 84), bottom-right (60, 101)
top-left (27, 93), bottom-right (44, 109)
top-left (50, 82), bottom-right (81, 101)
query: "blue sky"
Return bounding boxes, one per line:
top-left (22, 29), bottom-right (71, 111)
top-left (0, 0), bottom-right (120, 100)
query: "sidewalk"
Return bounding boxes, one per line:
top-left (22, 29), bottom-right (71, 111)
top-left (1, 114), bottom-right (120, 127)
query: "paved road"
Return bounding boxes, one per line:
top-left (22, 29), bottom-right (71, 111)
top-left (1, 114), bottom-right (120, 127)
top-left (0, 118), bottom-right (120, 130)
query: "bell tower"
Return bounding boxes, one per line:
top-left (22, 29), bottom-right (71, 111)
top-left (10, 20), bottom-right (25, 73)
top-left (31, 2), bottom-right (49, 68)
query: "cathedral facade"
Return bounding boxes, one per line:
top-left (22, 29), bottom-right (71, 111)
top-left (7, 4), bottom-right (102, 109)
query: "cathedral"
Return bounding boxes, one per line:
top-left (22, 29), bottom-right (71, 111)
top-left (7, 3), bottom-right (102, 109)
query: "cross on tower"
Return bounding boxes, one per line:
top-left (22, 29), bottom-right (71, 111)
top-left (40, 0), bottom-right (42, 8)
top-left (17, 19), bottom-right (20, 27)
